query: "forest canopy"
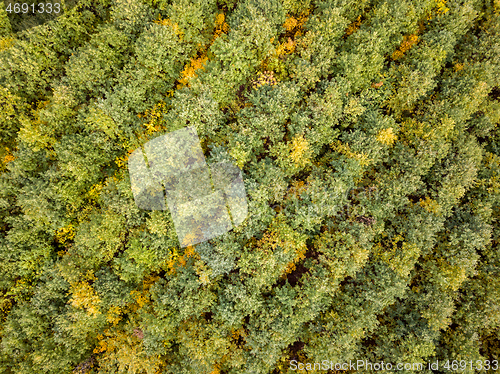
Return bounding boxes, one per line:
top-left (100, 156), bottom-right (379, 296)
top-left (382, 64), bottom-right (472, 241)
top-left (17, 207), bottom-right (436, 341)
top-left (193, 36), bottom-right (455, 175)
top-left (0, 0), bottom-right (499, 373)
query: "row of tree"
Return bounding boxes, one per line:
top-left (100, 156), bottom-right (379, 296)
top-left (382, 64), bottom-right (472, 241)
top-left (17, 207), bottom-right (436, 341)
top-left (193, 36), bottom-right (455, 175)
top-left (0, 0), bottom-right (499, 372)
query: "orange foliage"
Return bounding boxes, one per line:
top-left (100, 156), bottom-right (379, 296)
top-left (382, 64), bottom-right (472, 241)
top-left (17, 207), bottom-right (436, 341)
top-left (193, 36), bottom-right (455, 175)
top-left (392, 34), bottom-right (419, 60)
top-left (419, 196), bottom-right (441, 215)
top-left (213, 13), bottom-right (229, 40)
top-left (345, 15), bottom-right (362, 36)
top-left (283, 17), bottom-right (298, 31)
top-left (257, 218), bottom-right (308, 276)
top-left (177, 245), bottom-right (197, 267)
top-left (128, 275), bottom-right (160, 312)
top-left (163, 246), bottom-right (199, 275)
top-left (283, 13), bottom-right (309, 38)
top-left (282, 249), bottom-right (306, 275)
top-left (155, 15), bottom-right (183, 37)
top-left (178, 56), bottom-right (209, 87)
top-left (93, 327), bottom-right (163, 373)
top-left (3, 153), bottom-right (14, 164)
top-left (285, 180), bottom-right (308, 201)
top-left (114, 149), bottom-right (134, 169)
top-left (177, 13), bottom-right (228, 89)
top-left (275, 37), bottom-right (296, 57)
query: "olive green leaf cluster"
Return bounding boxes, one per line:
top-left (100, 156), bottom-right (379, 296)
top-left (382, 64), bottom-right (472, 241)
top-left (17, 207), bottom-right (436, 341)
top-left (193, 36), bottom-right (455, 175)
top-left (0, 0), bottom-right (499, 373)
